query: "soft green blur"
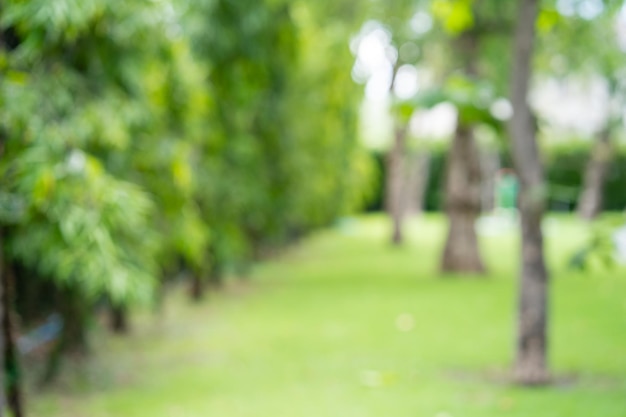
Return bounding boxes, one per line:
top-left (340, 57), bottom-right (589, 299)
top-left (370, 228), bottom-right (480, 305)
top-left (0, 0), bottom-right (374, 307)
top-left (30, 215), bottom-right (626, 417)
top-left (2, 0), bottom-right (626, 413)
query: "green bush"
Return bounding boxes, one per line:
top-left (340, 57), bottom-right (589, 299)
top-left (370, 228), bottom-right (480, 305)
top-left (366, 141), bottom-right (626, 213)
top-left (544, 142), bottom-right (626, 212)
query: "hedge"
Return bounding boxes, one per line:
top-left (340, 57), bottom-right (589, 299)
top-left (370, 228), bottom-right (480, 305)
top-left (365, 141), bottom-right (626, 213)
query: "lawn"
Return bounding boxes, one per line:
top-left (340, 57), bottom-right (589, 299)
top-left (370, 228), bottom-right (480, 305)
top-left (29, 214), bottom-right (626, 417)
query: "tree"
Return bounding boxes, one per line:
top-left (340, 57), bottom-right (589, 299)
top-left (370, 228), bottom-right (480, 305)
top-left (0, 0), bottom-right (374, 397)
top-left (440, 86), bottom-right (485, 274)
top-left (187, 0), bottom-right (372, 276)
top-left (0, 0), bottom-right (194, 382)
top-left (578, 123), bottom-right (613, 220)
top-left (430, 0), bottom-right (517, 274)
top-left (534, 0), bottom-right (625, 221)
top-left (509, 0), bottom-right (550, 385)
top-left (1, 7), bottom-right (20, 414)
top-left (439, 11), bottom-right (485, 273)
top-left (353, 0), bottom-right (432, 246)
top-left (397, 78), bottom-right (506, 275)
top-left (386, 96), bottom-right (410, 245)
top-left (0, 229), bottom-right (5, 417)
top-left (573, 12), bottom-right (625, 220)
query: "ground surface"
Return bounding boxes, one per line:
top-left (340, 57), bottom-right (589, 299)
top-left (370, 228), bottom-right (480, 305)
top-left (30, 214), bottom-right (626, 417)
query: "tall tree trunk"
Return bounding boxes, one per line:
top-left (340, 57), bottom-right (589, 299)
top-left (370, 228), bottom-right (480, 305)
top-left (2, 262), bottom-right (23, 417)
top-left (577, 127), bottom-right (612, 220)
top-left (440, 31), bottom-right (486, 274)
top-left (385, 124), bottom-right (409, 245)
top-left (441, 124), bottom-right (485, 274)
top-left (509, 0), bottom-right (550, 385)
top-left (481, 149), bottom-right (500, 213)
top-left (404, 151), bottom-right (431, 216)
top-left (0, 233), bottom-right (6, 417)
top-left (0, 60), bottom-right (8, 414)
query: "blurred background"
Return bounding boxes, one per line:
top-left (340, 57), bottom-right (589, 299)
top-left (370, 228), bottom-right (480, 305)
top-left (1, 0), bottom-right (626, 416)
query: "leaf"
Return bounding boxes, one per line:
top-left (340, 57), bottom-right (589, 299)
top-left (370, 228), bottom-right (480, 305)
top-left (33, 169), bottom-right (55, 205)
top-left (536, 9), bottom-right (561, 34)
top-left (171, 157), bottom-right (193, 191)
top-left (431, 0), bottom-right (475, 35)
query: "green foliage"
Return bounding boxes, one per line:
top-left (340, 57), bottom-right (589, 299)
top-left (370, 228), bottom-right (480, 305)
top-left (1, 0), bottom-right (374, 317)
top-left (184, 0), bottom-right (373, 268)
top-left (0, 5), bottom-right (164, 304)
top-left (569, 214), bottom-right (625, 271)
top-left (8, 148), bottom-right (158, 304)
top-left (431, 0), bottom-right (474, 35)
top-left (366, 142), bottom-right (626, 213)
top-left (543, 142), bottom-right (626, 211)
top-left (536, 0), bottom-right (624, 79)
top-left (394, 75), bottom-right (504, 131)
top-left (427, 0), bottom-right (517, 90)
top-left (4, 8), bottom-right (380, 391)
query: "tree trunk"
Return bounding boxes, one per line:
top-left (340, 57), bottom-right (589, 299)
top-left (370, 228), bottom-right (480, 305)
top-left (2, 262), bottom-right (23, 417)
top-left (577, 127), bottom-right (612, 220)
top-left (481, 149), bottom-right (500, 213)
top-left (441, 124), bottom-right (485, 274)
top-left (509, 0), bottom-right (550, 385)
top-left (109, 304), bottom-right (129, 334)
top-left (189, 272), bottom-right (205, 301)
top-left (42, 287), bottom-right (89, 385)
top-left (59, 288), bottom-right (89, 354)
top-left (0, 233), bottom-right (6, 417)
top-left (208, 261), bottom-right (224, 289)
top-left (0, 83), bottom-right (8, 416)
top-left (385, 124), bottom-right (409, 245)
top-left (404, 151), bottom-right (431, 216)
top-left (440, 29), bottom-right (486, 274)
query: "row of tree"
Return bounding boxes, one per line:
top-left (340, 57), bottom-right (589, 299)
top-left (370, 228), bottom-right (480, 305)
top-left (0, 0), bottom-right (373, 414)
top-left (374, 0), bottom-right (625, 384)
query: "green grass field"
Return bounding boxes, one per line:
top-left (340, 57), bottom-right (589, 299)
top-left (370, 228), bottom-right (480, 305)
top-left (30, 214), bottom-right (626, 417)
